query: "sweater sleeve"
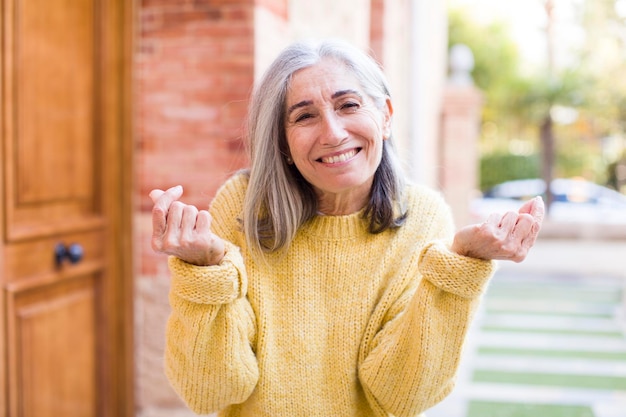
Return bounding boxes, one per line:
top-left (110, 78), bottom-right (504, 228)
top-left (359, 244), bottom-right (495, 416)
top-left (358, 189), bottom-right (496, 417)
top-left (164, 175), bottom-right (259, 414)
top-left (164, 242), bottom-right (259, 414)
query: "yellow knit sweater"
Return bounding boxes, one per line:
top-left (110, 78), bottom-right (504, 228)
top-left (165, 174), bottom-right (496, 417)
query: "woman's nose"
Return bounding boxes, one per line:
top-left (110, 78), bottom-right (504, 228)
top-left (319, 112), bottom-right (347, 145)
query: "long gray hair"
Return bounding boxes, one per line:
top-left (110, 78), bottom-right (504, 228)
top-left (243, 39), bottom-right (407, 256)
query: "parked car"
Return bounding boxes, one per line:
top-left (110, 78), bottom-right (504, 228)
top-left (470, 178), bottom-right (626, 224)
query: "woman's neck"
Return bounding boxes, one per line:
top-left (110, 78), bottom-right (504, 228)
top-left (316, 191), bottom-right (369, 216)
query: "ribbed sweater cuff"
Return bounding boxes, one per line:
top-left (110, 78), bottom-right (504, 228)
top-left (168, 242), bottom-right (247, 304)
top-left (419, 240), bottom-right (496, 298)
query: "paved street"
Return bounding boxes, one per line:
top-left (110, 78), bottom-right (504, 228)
top-left (427, 238), bottom-right (626, 417)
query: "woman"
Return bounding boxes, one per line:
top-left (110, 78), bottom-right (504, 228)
top-left (150, 40), bottom-right (544, 417)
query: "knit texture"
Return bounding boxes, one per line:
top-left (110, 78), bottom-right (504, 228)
top-left (164, 173), bottom-right (496, 417)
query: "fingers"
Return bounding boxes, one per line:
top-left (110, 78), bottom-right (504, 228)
top-left (519, 196), bottom-right (545, 223)
top-left (530, 196), bottom-right (545, 224)
top-left (512, 213), bottom-right (534, 236)
top-left (508, 196), bottom-right (544, 240)
top-left (499, 209), bottom-right (541, 262)
top-left (464, 202), bottom-right (542, 262)
top-left (180, 204), bottom-right (199, 242)
top-left (161, 201), bottom-right (202, 247)
top-left (165, 201), bottom-right (184, 232)
top-left (166, 204), bottom-right (210, 237)
top-left (148, 186), bottom-right (224, 265)
top-left (196, 210), bottom-right (212, 233)
top-left (498, 211), bottom-right (518, 231)
top-left (515, 197), bottom-right (544, 254)
top-left (150, 185), bottom-right (184, 251)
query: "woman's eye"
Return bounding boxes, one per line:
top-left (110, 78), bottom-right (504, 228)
top-left (340, 102), bottom-right (360, 112)
top-left (295, 113), bottom-right (314, 123)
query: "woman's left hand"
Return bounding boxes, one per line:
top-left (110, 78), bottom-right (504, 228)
top-left (451, 197), bottom-right (545, 263)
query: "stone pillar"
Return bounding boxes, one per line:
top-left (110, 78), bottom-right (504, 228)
top-left (439, 44), bottom-right (483, 228)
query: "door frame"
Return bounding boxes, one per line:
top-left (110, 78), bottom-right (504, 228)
top-left (93, 0), bottom-right (135, 415)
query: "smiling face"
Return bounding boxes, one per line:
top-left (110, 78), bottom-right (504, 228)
top-left (284, 58), bottom-right (392, 214)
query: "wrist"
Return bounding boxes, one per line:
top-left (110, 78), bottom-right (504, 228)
top-left (450, 237), bottom-right (468, 258)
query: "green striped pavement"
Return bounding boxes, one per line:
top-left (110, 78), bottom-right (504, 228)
top-left (427, 270), bottom-right (626, 417)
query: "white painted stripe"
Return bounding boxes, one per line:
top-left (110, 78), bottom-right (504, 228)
top-left (474, 355), bottom-right (626, 377)
top-left (485, 299), bottom-right (618, 315)
top-left (478, 332), bottom-right (626, 352)
top-left (464, 382), bottom-right (626, 407)
top-left (482, 314), bottom-right (623, 333)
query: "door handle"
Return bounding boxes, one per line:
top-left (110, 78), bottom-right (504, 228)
top-left (55, 243), bottom-right (84, 266)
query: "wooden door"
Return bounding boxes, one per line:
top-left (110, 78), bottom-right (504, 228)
top-left (0, 0), bottom-right (133, 416)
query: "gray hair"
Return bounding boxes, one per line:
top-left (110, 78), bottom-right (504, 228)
top-left (242, 39), bottom-right (407, 256)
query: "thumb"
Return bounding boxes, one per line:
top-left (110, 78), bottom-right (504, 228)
top-left (151, 185), bottom-right (184, 207)
top-left (149, 189), bottom-right (165, 203)
top-left (519, 196), bottom-right (545, 222)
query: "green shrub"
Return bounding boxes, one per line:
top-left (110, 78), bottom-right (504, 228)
top-left (479, 153), bottom-right (541, 191)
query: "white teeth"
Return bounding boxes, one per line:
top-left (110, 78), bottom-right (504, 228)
top-left (321, 149), bottom-right (357, 164)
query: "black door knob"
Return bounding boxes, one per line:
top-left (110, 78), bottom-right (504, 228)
top-left (55, 243), bottom-right (84, 266)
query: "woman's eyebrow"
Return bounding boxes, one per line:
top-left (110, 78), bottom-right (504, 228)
top-left (287, 100), bottom-right (312, 117)
top-left (332, 89), bottom-right (362, 100)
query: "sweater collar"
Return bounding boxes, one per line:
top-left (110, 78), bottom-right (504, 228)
top-left (301, 210), bottom-right (370, 239)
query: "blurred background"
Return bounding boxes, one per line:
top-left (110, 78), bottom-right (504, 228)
top-left (0, 0), bottom-right (624, 416)
top-left (433, 2), bottom-right (626, 416)
top-left (451, 0), bottom-right (626, 233)
top-left (135, 1), bottom-right (626, 416)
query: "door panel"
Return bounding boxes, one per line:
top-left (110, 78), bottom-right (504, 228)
top-left (3, 230), bottom-right (104, 282)
top-left (16, 0), bottom-right (95, 204)
top-left (7, 276), bottom-right (98, 417)
top-left (1, 0), bottom-right (133, 415)
top-left (6, 0), bottom-right (99, 241)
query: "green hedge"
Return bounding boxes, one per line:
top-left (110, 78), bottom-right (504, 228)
top-left (479, 153), bottom-right (541, 191)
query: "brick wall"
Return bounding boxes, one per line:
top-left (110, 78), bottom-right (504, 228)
top-left (135, 1), bottom-right (264, 414)
top-left (137, 0), bottom-right (254, 213)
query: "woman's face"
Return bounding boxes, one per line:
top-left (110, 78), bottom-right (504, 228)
top-left (284, 58), bottom-right (392, 211)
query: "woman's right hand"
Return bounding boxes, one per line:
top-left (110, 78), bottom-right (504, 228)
top-left (149, 185), bottom-right (225, 266)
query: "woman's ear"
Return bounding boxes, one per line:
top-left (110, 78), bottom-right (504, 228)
top-left (382, 97), bottom-right (393, 140)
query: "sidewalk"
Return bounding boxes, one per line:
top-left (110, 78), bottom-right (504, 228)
top-left (426, 238), bottom-right (626, 417)
top-left (499, 237), bottom-right (626, 277)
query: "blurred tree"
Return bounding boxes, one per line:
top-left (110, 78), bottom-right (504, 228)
top-left (607, 153), bottom-right (626, 192)
top-left (447, 9), bottom-right (545, 190)
top-left (447, 10), bottom-right (526, 153)
top-left (576, 0), bottom-right (626, 188)
top-left (448, 1), bottom-right (626, 196)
